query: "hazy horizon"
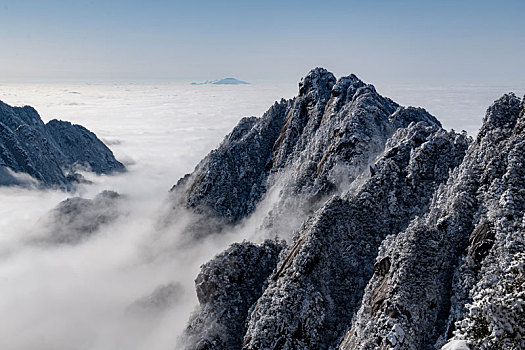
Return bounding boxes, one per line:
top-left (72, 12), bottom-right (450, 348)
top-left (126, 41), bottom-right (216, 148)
top-left (2, 80), bottom-right (524, 138)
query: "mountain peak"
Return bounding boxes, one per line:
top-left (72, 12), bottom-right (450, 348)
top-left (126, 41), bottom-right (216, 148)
top-left (298, 67), bottom-right (336, 98)
top-left (190, 77), bottom-right (249, 85)
top-left (172, 69), bottom-right (525, 350)
top-left (0, 100), bottom-right (124, 188)
top-left (481, 92), bottom-right (522, 131)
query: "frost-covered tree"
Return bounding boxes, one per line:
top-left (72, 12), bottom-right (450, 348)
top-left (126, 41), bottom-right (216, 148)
top-left (457, 252), bottom-right (525, 349)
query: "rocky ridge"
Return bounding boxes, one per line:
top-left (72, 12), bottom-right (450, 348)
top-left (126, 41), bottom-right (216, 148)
top-left (175, 69), bottom-right (525, 349)
top-left (340, 93), bottom-right (525, 350)
top-left (0, 100), bottom-right (124, 189)
top-left (243, 122), bottom-right (469, 350)
top-left (170, 68), bottom-right (440, 238)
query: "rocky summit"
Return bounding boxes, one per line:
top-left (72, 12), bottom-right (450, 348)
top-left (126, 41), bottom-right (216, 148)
top-left (174, 68), bottom-right (525, 349)
top-left (169, 68), bottom-right (441, 238)
top-left (0, 100), bottom-right (124, 189)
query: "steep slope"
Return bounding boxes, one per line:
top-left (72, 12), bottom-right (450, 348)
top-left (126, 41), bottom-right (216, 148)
top-left (0, 100), bottom-right (124, 188)
top-left (242, 123), bottom-right (469, 350)
top-left (176, 68), bottom-right (523, 350)
top-left (0, 103), bottom-right (70, 187)
top-left (181, 240), bottom-right (285, 350)
top-left (449, 95), bottom-right (525, 349)
top-left (340, 93), bottom-right (525, 350)
top-left (46, 119), bottom-right (125, 175)
top-left (170, 100), bottom-right (291, 224)
top-left (169, 68), bottom-right (441, 239)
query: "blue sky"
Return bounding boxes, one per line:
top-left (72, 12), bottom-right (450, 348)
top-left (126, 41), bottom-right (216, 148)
top-left (1, 0), bottom-right (524, 83)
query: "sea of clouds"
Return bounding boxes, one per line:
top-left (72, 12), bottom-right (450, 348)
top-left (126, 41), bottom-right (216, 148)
top-left (0, 78), bottom-right (522, 350)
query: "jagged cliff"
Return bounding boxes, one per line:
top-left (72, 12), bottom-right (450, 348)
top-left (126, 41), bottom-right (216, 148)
top-left (340, 93), bottom-right (525, 350)
top-left (169, 68), bottom-right (440, 237)
top-left (0, 100), bottom-right (124, 188)
top-left (174, 69), bottom-right (524, 349)
top-left (182, 240), bottom-right (285, 349)
top-left (243, 123), bottom-right (469, 350)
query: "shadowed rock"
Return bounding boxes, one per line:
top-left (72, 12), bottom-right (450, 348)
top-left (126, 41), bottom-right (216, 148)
top-left (0, 100), bottom-right (124, 189)
top-left (42, 190), bottom-right (122, 245)
top-left (181, 240), bottom-right (285, 350)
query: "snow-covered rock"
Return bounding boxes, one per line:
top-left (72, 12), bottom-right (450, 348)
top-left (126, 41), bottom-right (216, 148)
top-left (169, 68), bottom-right (442, 239)
top-left (174, 68), bottom-right (524, 350)
top-left (340, 93), bottom-right (525, 350)
top-left (243, 122), bottom-right (468, 349)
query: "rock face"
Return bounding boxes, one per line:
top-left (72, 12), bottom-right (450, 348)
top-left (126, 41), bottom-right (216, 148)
top-left (45, 120), bottom-right (125, 175)
top-left (0, 100), bottom-right (124, 189)
top-left (176, 69), bottom-right (525, 350)
top-left (182, 240), bottom-right (285, 350)
top-left (170, 68), bottom-right (440, 237)
top-left (243, 123), bottom-right (469, 350)
top-left (340, 93), bottom-right (525, 350)
top-left (170, 101), bottom-right (291, 224)
top-left (447, 94), bottom-right (525, 350)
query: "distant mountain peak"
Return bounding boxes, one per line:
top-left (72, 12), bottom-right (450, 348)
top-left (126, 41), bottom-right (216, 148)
top-left (190, 77), bottom-right (249, 85)
top-left (0, 99), bottom-right (125, 189)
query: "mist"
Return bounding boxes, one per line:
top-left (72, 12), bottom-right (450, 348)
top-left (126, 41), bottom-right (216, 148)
top-left (0, 80), bottom-right (523, 349)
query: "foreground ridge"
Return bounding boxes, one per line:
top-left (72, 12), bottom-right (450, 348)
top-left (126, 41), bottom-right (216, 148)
top-left (342, 93), bottom-right (524, 349)
top-left (174, 69), bottom-right (524, 350)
